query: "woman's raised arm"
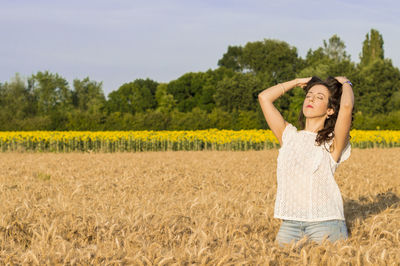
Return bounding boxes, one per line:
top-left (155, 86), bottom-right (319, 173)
top-left (331, 76), bottom-right (355, 162)
top-left (258, 78), bottom-right (311, 146)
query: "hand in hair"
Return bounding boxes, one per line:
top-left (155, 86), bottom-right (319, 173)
top-left (334, 76), bottom-right (350, 84)
top-left (296, 77), bottom-right (312, 88)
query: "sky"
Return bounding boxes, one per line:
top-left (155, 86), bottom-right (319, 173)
top-left (1, 0), bottom-right (400, 96)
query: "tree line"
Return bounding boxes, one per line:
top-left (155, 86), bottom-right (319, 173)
top-left (1, 28), bottom-right (399, 131)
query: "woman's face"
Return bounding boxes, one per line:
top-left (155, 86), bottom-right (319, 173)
top-left (302, 84), bottom-right (333, 119)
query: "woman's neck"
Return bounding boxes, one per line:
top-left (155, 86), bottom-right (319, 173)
top-left (304, 117), bottom-right (326, 133)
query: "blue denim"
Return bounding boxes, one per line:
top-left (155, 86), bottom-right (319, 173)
top-left (276, 219), bottom-right (348, 246)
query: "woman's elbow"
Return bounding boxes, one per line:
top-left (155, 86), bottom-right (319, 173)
top-left (258, 93), bottom-right (271, 102)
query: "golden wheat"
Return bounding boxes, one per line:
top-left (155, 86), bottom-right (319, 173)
top-left (0, 149), bottom-right (399, 264)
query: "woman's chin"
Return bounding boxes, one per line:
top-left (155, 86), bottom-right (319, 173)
top-left (303, 109), bottom-right (313, 117)
top-left (303, 111), bottom-right (321, 119)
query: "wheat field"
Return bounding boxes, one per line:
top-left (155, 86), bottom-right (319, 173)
top-left (1, 148), bottom-right (399, 265)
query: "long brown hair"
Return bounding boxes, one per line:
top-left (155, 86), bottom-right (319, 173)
top-left (298, 76), bottom-right (354, 148)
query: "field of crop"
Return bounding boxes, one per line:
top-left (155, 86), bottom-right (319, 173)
top-left (1, 129), bottom-right (399, 152)
top-left (1, 148), bottom-right (399, 264)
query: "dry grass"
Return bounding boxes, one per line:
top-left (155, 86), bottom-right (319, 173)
top-left (1, 148), bottom-right (399, 265)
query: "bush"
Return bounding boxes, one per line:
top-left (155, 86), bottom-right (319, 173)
top-left (207, 107), bottom-right (233, 129)
top-left (353, 110), bottom-right (400, 130)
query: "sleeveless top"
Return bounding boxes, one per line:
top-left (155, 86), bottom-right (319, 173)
top-left (273, 123), bottom-right (351, 222)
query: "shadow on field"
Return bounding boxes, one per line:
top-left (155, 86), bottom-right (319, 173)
top-left (343, 191), bottom-right (400, 234)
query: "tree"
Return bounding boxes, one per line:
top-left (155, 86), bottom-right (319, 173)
top-left (244, 39), bottom-right (300, 80)
top-left (0, 74), bottom-right (37, 130)
top-left (217, 46), bottom-right (243, 71)
top-left (217, 39), bottom-right (302, 83)
top-left (169, 107), bottom-right (209, 130)
top-left (214, 72), bottom-right (262, 113)
top-left (0, 74), bottom-right (30, 117)
top-left (166, 72), bottom-right (206, 113)
top-left (106, 78), bottom-right (158, 114)
top-left (197, 67), bottom-right (236, 113)
top-left (387, 90), bottom-right (400, 111)
top-left (236, 110), bottom-right (262, 129)
top-left (359, 29), bottom-right (384, 66)
top-left (155, 83), bottom-right (177, 113)
top-left (30, 71), bottom-right (72, 130)
top-left (72, 77), bottom-right (106, 113)
top-left (32, 71), bottom-right (72, 115)
top-left (353, 58), bottom-right (400, 115)
top-left (300, 34), bottom-right (354, 78)
top-left (207, 107), bottom-right (233, 129)
top-left (323, 34), bottom-right (350, 62)
top-left (283, 86), bottom-right (306, 127)
top-left (64, 77), bottom-right (107, 130)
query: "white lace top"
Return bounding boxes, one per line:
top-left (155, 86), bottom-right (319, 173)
top-left (274, 123), bottom-right (351, 222)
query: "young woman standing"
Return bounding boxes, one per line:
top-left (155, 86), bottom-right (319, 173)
top-left (258, 76), bottom-right (354, 246)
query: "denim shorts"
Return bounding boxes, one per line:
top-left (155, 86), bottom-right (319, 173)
top-left (275, 219), bottom-right (348, 246)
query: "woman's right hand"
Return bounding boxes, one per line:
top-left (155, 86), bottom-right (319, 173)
top-left (296, 77), bottom-right (312, 88)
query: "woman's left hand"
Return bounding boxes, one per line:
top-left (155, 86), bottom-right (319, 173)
top-left (335, 76), bottom-right (350, 84)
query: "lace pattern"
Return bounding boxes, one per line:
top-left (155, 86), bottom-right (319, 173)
top-left (274, 123), bottom-right (351, 221)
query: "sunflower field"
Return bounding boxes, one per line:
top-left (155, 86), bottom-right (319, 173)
top-left (0, 129), bottom-right (399, 152)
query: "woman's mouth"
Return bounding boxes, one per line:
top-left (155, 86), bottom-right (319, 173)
top-left (306, 105), bottom-right (313, 108)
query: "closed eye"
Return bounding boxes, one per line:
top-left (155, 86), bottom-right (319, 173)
top-left (306, 94), bottom-right (324, 100)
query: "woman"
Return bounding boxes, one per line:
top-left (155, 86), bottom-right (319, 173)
top-left (258, 76), bottom-right (354, 246)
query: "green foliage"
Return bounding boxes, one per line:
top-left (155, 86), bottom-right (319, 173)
top-left (166, 72), bottom-right (206, 113)
top-left (169, 107), bottom-right (210, 130)
top-left (133, 109), bottom-right (172, 130)
top-left (165, 68), bottom-right (236, 114)
top-left (207, 107), bottom-right (233, 129)
top-left (353, 58), bottom-right (400, 115)
top-left (299, 35), bottom-right (356, 79)
top-left (106, 78), bottom-right (158, 114)
top-left (387, 90), bottom-right (400, 110)
top-left (360, 28), bottom-right (384, 66)
top-left (323, 34), bottom-right (351, 62)
top-left (198, 68), bottom-right (236, 112)
top-left (214, 72), bottom-right (262, 112)
top-left (155, 83), bottom-right (176, 113)
top-left (235, 110), bottom-right (262, 129)
top-left (217, 39), bottom-right (301, 83)
top-left (1, 29), bottom-right (400, 131)
top-left (72, 77), bottom-right (106, 113)
top-left (65, 110), bottom-right (105, 131)
top-left (0, 74), bottom-right (35, 130)
top-left (65, 77), bottom-right (107, 130)
top-left (283, 87), bottom-right (306, 127)
top-left (353, 110), bottom-right (400, 130)
top-left (217, 46), bottom-right (243, 71)
top-left (103, 112), bottom-right (135, 130)
top-left (32, 71), bottom-right (72, 115)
